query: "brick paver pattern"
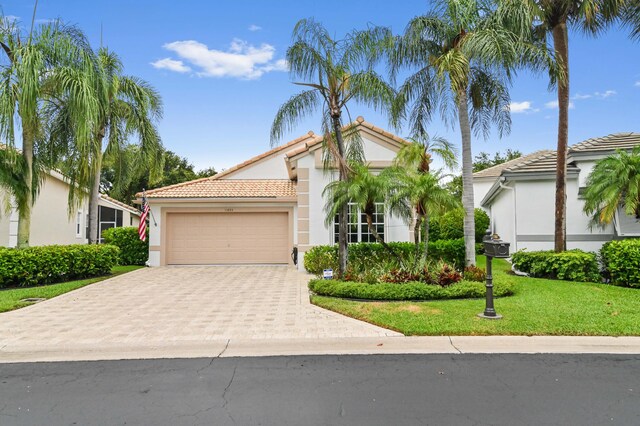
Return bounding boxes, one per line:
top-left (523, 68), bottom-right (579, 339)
top-left (0, 266), bottom-right (398, 347)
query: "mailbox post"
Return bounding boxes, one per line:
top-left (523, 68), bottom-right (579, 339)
top-left (478, 229), bottom-right (510, 320)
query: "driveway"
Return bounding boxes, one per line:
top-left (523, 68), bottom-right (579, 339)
top-left (0, 266), bottom-right (398, 352)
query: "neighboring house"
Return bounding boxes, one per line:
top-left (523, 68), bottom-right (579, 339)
top-left (0, 170), bottom-right (141, 248)
top-left (0, 170), bottom-right (89, 247)
top-left (140, 117), bottom-right (412, 269)
top-left (474, 133), bottom-right (640, 253)
top-left (97, 194), bottom-right (142, 243)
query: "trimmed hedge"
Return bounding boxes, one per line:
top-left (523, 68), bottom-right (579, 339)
top-left (0, 244), bottom-right (120, 287)
top-left (600, 239), bottom-right (640, 288)
top-left (429, 208), bottom-right (490, 242)
top-left (510, 249), bottom-right (600, 282)
top-left (102, 227), bottom-right (148, 266)
top-left (309, 278), bottom-right (514, 301)
top-left (303, 239), bottom-right (466, 275)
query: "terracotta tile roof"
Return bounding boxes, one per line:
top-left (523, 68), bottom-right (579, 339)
top-left (569, 132), bottom-right (640, 154)
top-left (285, 116), bottom-right (409, 159)
top-left (144, 179), bottom-right (296, 199)
top-left (99, 194), bottom-right (141, 215)
top-left (210, 131), bottom-right (319, 180)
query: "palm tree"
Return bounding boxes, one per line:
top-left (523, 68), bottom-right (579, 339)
top-left (389, 166), bottom-right (460, 261)
top-left (271, 18), bottom-right (395, 276)
top-left (323, 163), bottom-right (408, 258)
top-left (529, 1), bottom-right (625, 252)
top-left (52, 48), bottom-right (163, 244)
top-left (390, 0), bottom-right (555, 266)
top-left (0, 19), bottom-right (98, 247)
top-left (392, 134), bottom-right (458, 258)
top-left (583, 147), bottom-right (640, 226)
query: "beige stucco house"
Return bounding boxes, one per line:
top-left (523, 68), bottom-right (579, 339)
top-left (141, 117), bottom-right (413, 269)
top-left (0, 170), bottom-right (141, 247)
top-left (473, 132), bottom-right (640, 253)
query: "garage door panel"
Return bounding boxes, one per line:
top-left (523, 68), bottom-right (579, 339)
top-left (166, 212), bottom-right (289, 265)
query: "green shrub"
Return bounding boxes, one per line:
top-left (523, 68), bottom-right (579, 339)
top-left (308, 278), bottom-right (514, 301)
top-left (0, 244), bottom-right (119, 288)
top-left (511, 249), bottom-right (600, 282)
top-left (303, 239), bottom-right (466, 275)
top-left (600, 239), bottom-right (640, 288)
top-left (429, 208), bottom-right (490, 242)
top-left (463, 265), bottom-right (486, 282)
top-left (102, 227), bottom-right (148, 265)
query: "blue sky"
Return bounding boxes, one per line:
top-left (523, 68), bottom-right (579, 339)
top-left (3, 0), bottom-right (640, 171)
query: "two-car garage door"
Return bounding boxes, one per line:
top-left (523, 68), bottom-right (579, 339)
top-left (165, 212), bottom-right (289, 265)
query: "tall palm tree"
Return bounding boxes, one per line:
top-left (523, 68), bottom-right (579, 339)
top-left (323, 163), bottom-right (409, 257)
top-left (392, 133), bottom-right (458, 257)
top-left (390, 0), bottom-right (555, 266)
top-left (529, 1), bottom-right (625, 252)
top-left (271, 18), bottom-right (395, 277)
top-left (0, 19), bottom-right (98, 247)
top-left (52, 48), bottom-right (163, 244)
top-left (583, 147), bottom-right (640, 226)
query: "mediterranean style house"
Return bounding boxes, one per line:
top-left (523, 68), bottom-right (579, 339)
top-left (140, 117), bottom-right (412, 269)
top-left (0, 169), bottom-right (140, 247)
top-left (473, 132), bottom-right (640, 254)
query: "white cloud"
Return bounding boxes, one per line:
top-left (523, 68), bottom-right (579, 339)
top-left (248, 24), bottom-right (262, 32)
top-left (594, 90), bottom-right (616, 98)
top-left (545, 100), bottom-right (575, 109)
top-left (159, 38), bottom-right (287, 80)
top-left (150, 57), bottom-right (191, 73)
top-left (508, 101), bottom-right (539, 114)
top-left (635, 81), bottom-right (640, 87)
top-left (572, 93), bottom-right (592, 100)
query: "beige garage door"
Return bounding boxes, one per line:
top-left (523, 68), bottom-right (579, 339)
top-left (166, 212), bottom-right (289, 265)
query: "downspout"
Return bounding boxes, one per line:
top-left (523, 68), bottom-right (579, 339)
top-left (498, 177), bottom-right (517, 252)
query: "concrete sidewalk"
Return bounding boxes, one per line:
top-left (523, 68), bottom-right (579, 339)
top-left (2, 335), bottom-right (640, 363)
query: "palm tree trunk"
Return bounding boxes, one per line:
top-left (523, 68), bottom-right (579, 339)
top-left (88, 148), bottom-right (103, 244)
top-left (422, 213), bottom-right (430, 261)
top-left (457, 90), bottom-right (476, 266)
top-left (16, 128), bottom-right (34, 248)
top-left (332, 116), bottom-right (348, 277)
top-left (552, 22), bottom-right (569, 253)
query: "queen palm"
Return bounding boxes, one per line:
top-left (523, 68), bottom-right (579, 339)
top-left (271, 18), bottom-right (395, 276)
top-left (390, 0), bottom-right (555, 265)
top-left (583, 147), bottom-right (640, 226)
top-left (529, 1), bottom-right (626, 252)
top-left (0, 19), bottom-right (98, 247)
top-left (53, 48), bottom-right (163, 243)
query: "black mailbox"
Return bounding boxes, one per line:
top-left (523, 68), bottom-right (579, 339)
top-left (483, 230), bottom-right (510, 258)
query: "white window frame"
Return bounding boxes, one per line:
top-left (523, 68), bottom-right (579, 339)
top-left (333, 202), bottom-right (385, 244)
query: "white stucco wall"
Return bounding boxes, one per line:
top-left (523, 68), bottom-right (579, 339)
top-left (489, 176), bottom-right (616, 254)
top-left (489, 185), bottom-right (516, 251)
top-left (473, 178), bottom-right (497, 209)
top-left (28, 174), bottom-right (88, 246)
top-left (0, 195), bottom-right (9, 247)
top-left (223, 154), bottom-right (291, 180)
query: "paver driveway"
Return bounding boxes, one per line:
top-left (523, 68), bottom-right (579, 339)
top-left (0, 266), bottom-right (398, 349)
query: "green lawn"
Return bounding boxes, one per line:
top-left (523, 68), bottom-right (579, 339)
top-left (0, 265), bottom-right (143, 313)
top-left (311, 256), bottom-right (640, 336)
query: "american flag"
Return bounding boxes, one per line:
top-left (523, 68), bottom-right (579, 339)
top-left (139, 190), bottom-right (149, 242)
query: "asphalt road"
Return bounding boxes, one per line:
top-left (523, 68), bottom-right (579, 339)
top-left (1, 354), bottom-right (639, 425)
